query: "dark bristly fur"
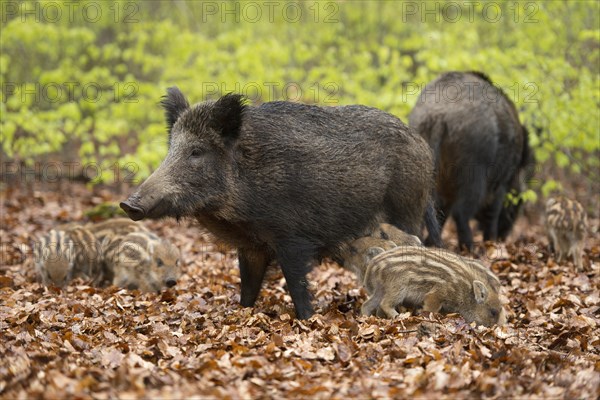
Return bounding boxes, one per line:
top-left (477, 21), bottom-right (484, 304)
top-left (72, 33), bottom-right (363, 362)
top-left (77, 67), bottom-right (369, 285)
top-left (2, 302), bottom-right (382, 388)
top-left (209, 93), bottom-right (247, 143)
top-left (121, 87), bottom-right (437, 319)
top-left (161, 86), bottom-right (190, 143)
top-left (409, 71), bottom-right (535, 251)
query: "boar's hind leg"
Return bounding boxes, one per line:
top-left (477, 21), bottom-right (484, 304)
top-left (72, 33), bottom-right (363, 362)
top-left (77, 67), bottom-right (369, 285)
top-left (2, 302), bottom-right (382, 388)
top-left (453, 207), bottom-right (474, 251)
top-left (452, 172), bottom-right (487, 251)
top-left (481, 190), bottom-right (506, 242)
top-left (238, 248), bottom-right (270, 307)
top-left (276, 240), bottom-right (316, 320)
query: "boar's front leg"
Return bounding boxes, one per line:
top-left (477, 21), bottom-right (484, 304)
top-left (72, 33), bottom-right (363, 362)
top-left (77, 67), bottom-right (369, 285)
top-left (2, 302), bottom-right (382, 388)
top-left (238, 248), bottom-right (270, 307)
top-left (276, 240), bottom-right (316, 319)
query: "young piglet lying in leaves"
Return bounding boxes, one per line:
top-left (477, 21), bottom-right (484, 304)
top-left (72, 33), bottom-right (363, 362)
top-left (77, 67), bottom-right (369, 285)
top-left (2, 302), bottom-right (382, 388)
top-left (104, 231), bottom-right (181, 292)
top-left (33, 226), bottom-right (102, 287)
top-left (341, 236), bottom-right (506, 327)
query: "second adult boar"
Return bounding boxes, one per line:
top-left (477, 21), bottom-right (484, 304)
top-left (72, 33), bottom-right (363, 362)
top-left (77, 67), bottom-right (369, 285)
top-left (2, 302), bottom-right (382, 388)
top-left (121, 88), bottom-right (437, 319)
top-left (409, 71), bottom-right (534, 250)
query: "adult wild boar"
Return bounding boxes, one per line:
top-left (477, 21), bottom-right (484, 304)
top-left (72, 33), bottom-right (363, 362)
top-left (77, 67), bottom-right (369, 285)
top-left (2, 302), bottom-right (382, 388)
top-left (409, 71), bottom-right (534, 250)
top-left (121, 88), bottom-right (437, 319)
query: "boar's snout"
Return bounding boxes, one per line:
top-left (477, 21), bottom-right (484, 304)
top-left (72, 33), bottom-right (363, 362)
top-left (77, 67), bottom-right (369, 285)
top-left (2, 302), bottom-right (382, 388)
top-left (120, 200), bottom-right (146, 221)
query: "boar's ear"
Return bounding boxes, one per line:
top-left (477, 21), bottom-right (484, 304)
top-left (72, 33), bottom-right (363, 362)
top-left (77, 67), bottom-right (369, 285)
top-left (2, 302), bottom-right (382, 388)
top-left (161, 86), bottom-right (190, 136)
top-left (366, 246), bottom-right (385, 261)
top-left (209, 93), bottom-right (246, 143)
top-left (472, 280), bottom-right (489, 304)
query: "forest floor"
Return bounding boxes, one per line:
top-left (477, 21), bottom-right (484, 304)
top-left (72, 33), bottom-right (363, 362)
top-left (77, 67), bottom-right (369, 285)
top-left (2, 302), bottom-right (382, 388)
top-left (1, 182), bottom-right (599, 399)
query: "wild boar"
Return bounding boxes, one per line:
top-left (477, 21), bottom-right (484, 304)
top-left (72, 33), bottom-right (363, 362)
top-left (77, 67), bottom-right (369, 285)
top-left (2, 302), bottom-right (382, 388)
top-left (545, 196), bottom-right (588, 271)
top-left (344, 242), bottom-right (506, 326)
top-left (121, 88), bottom-right (439, 318)
top-left (104, 231), bottom-right (181, 292)
top-left (33, 226), bottom-right (102, 286)
top-left (409, 71), bottom-right (534, 250)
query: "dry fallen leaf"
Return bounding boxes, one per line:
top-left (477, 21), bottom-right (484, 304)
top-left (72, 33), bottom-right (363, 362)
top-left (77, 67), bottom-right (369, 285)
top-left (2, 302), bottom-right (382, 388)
top-left (0, 183), bottom-right (599, 399)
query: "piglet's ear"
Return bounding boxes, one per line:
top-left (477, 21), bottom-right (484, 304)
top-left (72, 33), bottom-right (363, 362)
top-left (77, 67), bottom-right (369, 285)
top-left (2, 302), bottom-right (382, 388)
top-left (209, 93), bottom-right (246, 143)
top-left (161, 86), bottom-right (190, 136)
top-left (472, 280), bottom-right (489, 304)
top-left (366, 246), bottom-right (385, 261)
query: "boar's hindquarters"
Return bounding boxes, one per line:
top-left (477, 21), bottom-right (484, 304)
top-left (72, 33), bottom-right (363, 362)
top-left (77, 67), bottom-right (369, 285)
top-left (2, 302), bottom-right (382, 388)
top-left (424, 200), bottom-right (442, 247)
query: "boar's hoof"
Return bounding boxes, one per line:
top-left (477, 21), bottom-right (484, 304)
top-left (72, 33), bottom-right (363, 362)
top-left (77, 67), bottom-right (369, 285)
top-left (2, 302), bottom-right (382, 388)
top-left (120, 201), bottom-right (145, 221)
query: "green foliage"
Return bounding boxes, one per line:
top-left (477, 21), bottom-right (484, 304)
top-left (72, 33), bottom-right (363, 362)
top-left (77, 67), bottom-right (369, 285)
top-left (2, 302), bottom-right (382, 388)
top-left (541, 180), bottom-right (564, 199)
top-left (506, 188), bottom-right (538, 207)
top-left (1, 0), bottom-right (599, 189)
top-left (84, 202), bottom-right (127, 221)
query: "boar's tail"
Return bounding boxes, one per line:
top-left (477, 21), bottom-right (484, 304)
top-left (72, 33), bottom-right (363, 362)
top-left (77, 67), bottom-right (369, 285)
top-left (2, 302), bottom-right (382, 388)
top-left (424, 200), bottom-right (443, 247)
top-left (418, 116), bottom-right (447, 174)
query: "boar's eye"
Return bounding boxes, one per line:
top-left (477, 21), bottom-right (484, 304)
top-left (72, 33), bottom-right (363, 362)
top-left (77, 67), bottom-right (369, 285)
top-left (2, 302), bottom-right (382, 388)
top-left (156, 258), bottom-right (164, 267)
top-left (190, 148), bottom-right (205, 158)
top-left (490, 309), bottom-right (499, 319)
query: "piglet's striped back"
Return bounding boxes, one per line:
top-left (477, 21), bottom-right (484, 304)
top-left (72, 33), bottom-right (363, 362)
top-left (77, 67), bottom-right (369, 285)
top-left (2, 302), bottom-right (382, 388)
top-left (368, 246), bottom-right (500, 291)
top-left (545, 196), bottom-right (588, 234)
top-left (86, 218), bottom-right (148, 243)
top-left (104, 230), bottom-right (180, 292)
top-left (34, 226), bottom-right (102, 286)
top-left (34, 229), bottom-right (75, 286)
top-left (104, 231), bottom-right (160, 264)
